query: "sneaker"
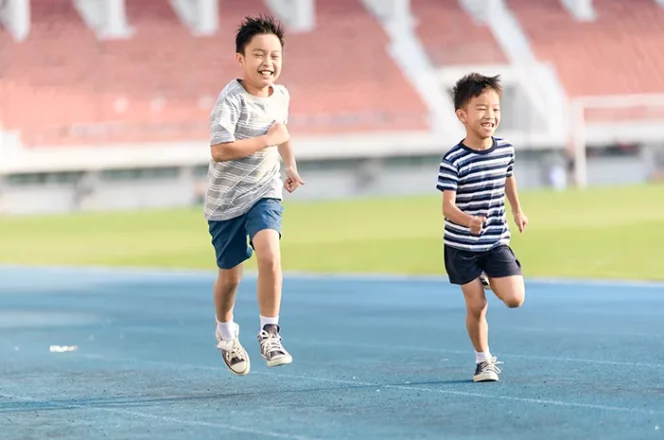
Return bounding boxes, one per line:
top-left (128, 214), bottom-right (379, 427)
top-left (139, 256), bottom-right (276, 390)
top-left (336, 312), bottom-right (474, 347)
top-left (215, 323), bottom-right (250, 376)
top-left (257, 324), bottom-right (293, 367)
top-left (480, 273), bottom-right (491, 290)
top-left (473, 357), bottom-right (502, 382)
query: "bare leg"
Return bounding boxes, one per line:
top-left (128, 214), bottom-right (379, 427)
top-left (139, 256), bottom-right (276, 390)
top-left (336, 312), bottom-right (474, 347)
top-left (251, 229), bottom-right (283, 319)
top-left (251, 228), bottom-right (292, 367)
top-left (214, 264), bottom-right (243, 323)
top-left (213, 263), bottom-right (250, 376)
top-left (489, 275), bottom-right (525, 309)
top-left (461, 278), bottom-right (489, 353)
top-left (461, 277), bottom-right (501, 382)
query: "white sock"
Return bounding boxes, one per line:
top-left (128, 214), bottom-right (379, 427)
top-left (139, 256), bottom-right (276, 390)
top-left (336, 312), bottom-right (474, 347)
top-left (260, 315), bottom-right (279, 329)
top-left (216, 315), bottom-right (236, 341)
top-left (475, 350), bottom-right (492, 364)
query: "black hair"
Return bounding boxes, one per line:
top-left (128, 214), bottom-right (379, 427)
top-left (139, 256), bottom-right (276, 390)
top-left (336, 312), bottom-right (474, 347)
top-left (452, 73), bottom-right (502, 111)
top-left (235, 15), bottom-right (285, 54)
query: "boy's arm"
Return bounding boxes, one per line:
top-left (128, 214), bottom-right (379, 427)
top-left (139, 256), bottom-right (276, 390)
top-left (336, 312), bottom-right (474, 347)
top-left (505, 154), bottom-right (528, 232)
top-left (209, 94), bottom-right (279, 162)
top-left (438, 159), bottom-right (478, 227)
top-left (505, 175), bottom-right (522, 214)
top-left (211, 137), bottom-right (270, 162)
top-left (277, 86), bottom-right (296, 170)
top-left (277, 139), bottom-right (297, 170)
top-left (442, 191), bottom-right (476, 228)
top-left (276, 85), bottom-right (304, 191)
top-left (278, 139), bottom-right (305, 192)
top-left (504, 153), bottom-right (522, 214)
top-left (211, 124), bottom-right (289, 162)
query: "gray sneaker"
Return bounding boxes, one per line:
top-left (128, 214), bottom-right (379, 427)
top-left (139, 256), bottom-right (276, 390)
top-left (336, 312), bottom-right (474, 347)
top-left (473, 356), bottom-right (502, 382)
top-left (257, 324), bottom-right (293, 367)
top-left (216, 323), bottom-right (250, 376)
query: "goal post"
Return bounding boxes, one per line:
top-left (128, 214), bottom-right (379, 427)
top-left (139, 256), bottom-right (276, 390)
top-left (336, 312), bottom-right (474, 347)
top-left (569, 93), bottom-right (664, 188)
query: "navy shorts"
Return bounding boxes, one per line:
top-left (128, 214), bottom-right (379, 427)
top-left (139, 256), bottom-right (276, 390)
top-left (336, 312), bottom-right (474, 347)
top-left (444, 244), bottom-right (522, 286)
top-left (208, 198), bottom-right (283, 270)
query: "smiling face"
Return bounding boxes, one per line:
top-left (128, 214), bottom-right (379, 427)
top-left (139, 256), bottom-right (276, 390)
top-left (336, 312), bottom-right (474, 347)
top-left (236, 33), bottom-right (283, 96)
top-left (456, 88), bottom-right (501, 141)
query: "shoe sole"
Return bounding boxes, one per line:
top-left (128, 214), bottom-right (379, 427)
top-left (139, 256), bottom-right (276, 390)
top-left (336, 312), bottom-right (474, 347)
top-left (221, 353), bottom-right (251, 376)
top-left (473, 372), bottom-right (499, 382)
top-left (228, 360), bottom-right (251, 376)
top-left (265, 355), bottom-right (293, 368)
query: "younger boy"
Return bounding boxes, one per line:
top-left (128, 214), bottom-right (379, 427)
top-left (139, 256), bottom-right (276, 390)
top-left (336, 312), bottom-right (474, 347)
top-left (436, 73), bottom-right (528, 382)
top-left (205, 15), bottom-right (304, 376)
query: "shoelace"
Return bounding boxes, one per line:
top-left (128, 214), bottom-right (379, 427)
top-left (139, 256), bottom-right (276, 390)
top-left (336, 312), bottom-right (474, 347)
top-left (228, 339), bottom-right (245, 359)
top-left (483, 357), bottom-right (503, 374)
top-left (217, 338), bottom-right (245, 360)
top-left (260, 331), bottom-right (284, 354)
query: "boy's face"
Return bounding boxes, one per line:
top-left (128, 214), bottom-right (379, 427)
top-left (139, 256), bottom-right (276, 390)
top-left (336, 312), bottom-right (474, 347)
top-left (236, 33), bottom-right (283, 91)
top-left (456, 89), bottom-right (501, 139)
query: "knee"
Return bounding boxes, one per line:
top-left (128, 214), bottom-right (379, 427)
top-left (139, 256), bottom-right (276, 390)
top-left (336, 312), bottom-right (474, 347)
top-left (252, 229), bottom-right (281, 273)
top-left (492, 277), bottom-right (525, 308)
top-left (216, 270), bottom-right (241, 294)
top-left (257, 248), bottom-right (281, 273)
top-left (503, 294), bottom-right (525, 309)
top-left (467, 297), bottom-right (488, 316)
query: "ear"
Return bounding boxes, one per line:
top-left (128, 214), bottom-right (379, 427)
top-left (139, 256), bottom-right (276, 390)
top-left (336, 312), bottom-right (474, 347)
top-left (455, 108), bottom-right (467, 124)
top-left (235, 52), bottom-right (244, 67)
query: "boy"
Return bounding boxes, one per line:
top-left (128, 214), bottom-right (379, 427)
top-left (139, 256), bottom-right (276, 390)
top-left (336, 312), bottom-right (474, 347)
top-left (436, 73), bottom-right (528, 383)
top-left (205, 15), bottom-right (304, 376)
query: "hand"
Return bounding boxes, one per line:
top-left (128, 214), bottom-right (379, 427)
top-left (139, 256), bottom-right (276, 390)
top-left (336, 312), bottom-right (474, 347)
top-left (266, 122), bottom-right (290, 146)
top-left (469, 216), bottom-right (485, 235)
top-left (513, 211), bottom-right (528, 233)
top-left (284, 166), bottom-right (305, 193)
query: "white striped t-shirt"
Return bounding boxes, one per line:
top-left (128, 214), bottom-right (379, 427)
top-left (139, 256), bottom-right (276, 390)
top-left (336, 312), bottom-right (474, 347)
top-left (436, 137), bottom-right (515, 252)
top-left (205, 79), bottom-right (289, 221)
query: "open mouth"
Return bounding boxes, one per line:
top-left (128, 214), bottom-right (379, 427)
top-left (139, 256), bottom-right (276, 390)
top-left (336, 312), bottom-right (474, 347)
top-left (481, 122), bottom-right (495, 129)
top-left (259, 70), bottom-right (274, 79)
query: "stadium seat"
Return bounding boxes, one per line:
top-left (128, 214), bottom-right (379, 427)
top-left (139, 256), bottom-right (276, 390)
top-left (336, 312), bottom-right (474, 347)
top-left (411, 0), bottom-right (507, 66)
top-left (507, 0), bottom-right (664, 97)
top-left (0, 0), bottom-right (429, 148)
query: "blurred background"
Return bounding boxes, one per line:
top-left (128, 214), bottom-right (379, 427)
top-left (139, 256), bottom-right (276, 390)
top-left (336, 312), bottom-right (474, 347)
top-left (0, 0), bottom-right (663, 278)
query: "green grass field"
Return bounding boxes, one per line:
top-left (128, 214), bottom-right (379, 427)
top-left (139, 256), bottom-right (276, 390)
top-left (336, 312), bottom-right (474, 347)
top-left (1, 184), bottom-right (663, 280)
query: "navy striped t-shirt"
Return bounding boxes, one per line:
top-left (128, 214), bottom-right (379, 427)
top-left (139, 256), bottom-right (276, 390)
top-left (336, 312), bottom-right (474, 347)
top-left (436, 137), bottom-right (515, 252)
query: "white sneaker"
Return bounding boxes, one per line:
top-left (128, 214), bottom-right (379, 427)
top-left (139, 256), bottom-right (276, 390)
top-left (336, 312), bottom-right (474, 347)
top-left (257, 324), bottom-right (293, 367)
top-left (216, 323), bottom-right (250, 376)
top-left (473, 357), bottom-right (502, 382)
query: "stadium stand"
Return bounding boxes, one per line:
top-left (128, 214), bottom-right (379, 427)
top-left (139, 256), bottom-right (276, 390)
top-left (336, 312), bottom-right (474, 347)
top-left (507, 0), bottom-right (664, 97)
top-left (1, 0), bottom-right (429, 148)
top-left (1, 0), bottom-right (663, 216)
top-left (411, 0), bottom-right (507, 66)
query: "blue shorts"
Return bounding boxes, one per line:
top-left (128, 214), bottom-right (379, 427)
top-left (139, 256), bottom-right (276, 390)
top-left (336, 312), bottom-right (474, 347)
top-left (208, 198), bottom-right (283, 270)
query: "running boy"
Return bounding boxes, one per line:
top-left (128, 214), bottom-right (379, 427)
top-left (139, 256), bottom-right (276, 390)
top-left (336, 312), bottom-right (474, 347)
top-left (436, 73), bottom-right (528, 382)
top-left (205, 15), bottom-right (304, 376)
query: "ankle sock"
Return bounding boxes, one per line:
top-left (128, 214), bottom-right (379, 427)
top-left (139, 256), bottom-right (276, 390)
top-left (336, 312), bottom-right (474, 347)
top-left (260, 315), bottom-right (279, 330)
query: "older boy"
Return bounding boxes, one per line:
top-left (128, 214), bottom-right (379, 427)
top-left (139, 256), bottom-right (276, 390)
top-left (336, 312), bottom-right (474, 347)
top-left (205, 15), bottom-right (304, 376)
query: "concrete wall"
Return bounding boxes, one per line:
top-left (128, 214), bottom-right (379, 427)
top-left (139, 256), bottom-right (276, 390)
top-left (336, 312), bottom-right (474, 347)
top-left (0, 149), bottom-right (656, 216)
